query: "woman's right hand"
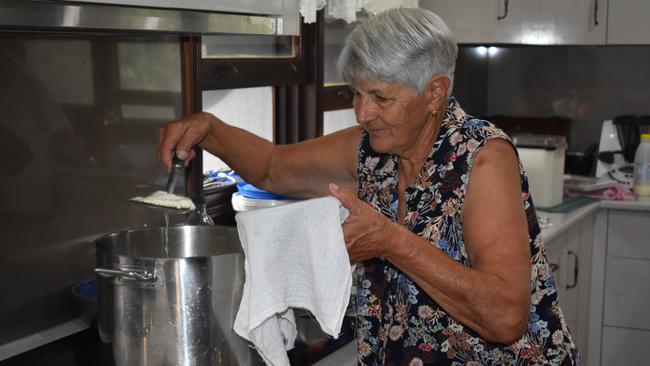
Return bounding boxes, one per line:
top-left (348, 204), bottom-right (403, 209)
top-left (158, 112), bottom-right (215, 169)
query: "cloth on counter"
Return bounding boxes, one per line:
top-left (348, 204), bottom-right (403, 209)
top-left (566, 183), bottom-right (638, 201)
top-left (233, 196), bottom-right (352, 366)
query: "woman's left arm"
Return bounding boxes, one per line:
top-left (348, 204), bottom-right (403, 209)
top-left (329, 138), bottom-right (531, 344)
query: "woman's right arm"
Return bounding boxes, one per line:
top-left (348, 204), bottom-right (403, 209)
top-left (158, 112), bottom-right (362, 198)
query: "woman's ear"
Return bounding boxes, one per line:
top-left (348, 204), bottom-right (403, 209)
top-left (425, 75), bottom-right (451, 110)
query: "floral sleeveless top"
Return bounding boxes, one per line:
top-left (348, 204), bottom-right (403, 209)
top-left (354, 98), bottom-right (581, 366)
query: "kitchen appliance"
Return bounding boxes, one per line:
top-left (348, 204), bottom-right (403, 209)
top-left (94, 225), bottom-right (260, 366)
top-left (596, 116), bottom-right (650, 187)
top-left (513, 134), bottom-right (567, 208)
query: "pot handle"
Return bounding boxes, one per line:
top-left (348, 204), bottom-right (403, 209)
top-left (95, 268), bottom-right (158, 282)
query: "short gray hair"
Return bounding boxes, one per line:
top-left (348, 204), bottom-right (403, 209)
top-left (338, 8), bottom-right (458, 97)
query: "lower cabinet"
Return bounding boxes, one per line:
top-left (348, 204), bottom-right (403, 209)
top-left (588, 209), bottom-right (650, 366)
top-left (544, 213), bottom-right (594, 359)
top-left (601, 327), bottom-right (650, 366)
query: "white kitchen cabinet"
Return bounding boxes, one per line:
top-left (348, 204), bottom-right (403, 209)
top-left (607, 0), bottom-right (650, 44)
top-left (420, 0), bottom-right (498, 44)
top-left (543, 212), bottom-right (594, 356)
top-left (495, 0), bottom-right (606, 44)
top-left (422, 0), bottom-right (607, 45)
top-left (604, 257), bottom-right (650, 330)
top-left (601, 327), bottom-right (650, 366)
top-left (587, 209), bottom-right (650, 366)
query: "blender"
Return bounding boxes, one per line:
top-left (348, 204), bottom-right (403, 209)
top-left (596, 115), bottom-right (650, 187)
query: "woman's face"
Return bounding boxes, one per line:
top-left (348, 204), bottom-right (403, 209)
top-left (351, 79), bottom-right (435, 156)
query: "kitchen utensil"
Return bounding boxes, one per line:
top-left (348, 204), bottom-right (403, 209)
top-left (129, 197), bottom-right (195, 215)
top-left (94, 225), bottom-right (259, 366)
top-left (165, 154), bottom-right (183, 193)
top-left (129, 154), bottom-right (195, 215)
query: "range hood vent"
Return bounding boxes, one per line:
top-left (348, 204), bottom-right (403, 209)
top-left (0, 0), bottom-right (299, 36)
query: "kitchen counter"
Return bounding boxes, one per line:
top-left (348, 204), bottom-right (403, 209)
top-left (538, 196), bottom-right (650, 243)
top-left (599, 196), bottom-right (650, 211)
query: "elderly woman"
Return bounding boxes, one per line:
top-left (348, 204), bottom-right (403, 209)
top-left (159, 8), bottom-right (580, 366)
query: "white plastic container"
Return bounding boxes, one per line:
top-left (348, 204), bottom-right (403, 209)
top-left (513, 134), bottom-right (567, 208)
top-left (633, 133), bottom-right (650, 196)
top-left (231, 192), bottom-right (294, 212)
top-left (231, 182), bottom-right (296, 212)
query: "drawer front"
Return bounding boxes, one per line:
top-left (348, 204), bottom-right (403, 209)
top-left (607, 210), bottom-right (650, 259)
top-left (604, 257), bottom-right (650, 330)
top-left (601, 326), bottom-right (650, 366)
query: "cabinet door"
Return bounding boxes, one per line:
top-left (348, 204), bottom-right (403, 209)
top-left (607, 0), bottom-right (650, 44)
top-left (538, 0), bottom-right (606, 44)
top-left (494, 0), bottom-right (606, 44)
top-left (562, 226), bottom-right (580, 325)
top-left (494, 0), bottom-right (539, 44)
top-left (544, 234), bottom-right (569, 318)
top-left (607, 210), bottom-right (650, 259)
top-left (603, 256), bottom-right (650, 330)
top-left (420, 0), bottom-right (497, 44)
top-left (601, 326), bottom-right (650, 366)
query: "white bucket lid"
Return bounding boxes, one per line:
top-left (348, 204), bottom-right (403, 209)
top-left (231, 192), bottom-right (295, 212)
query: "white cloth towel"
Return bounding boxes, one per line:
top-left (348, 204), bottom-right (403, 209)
top-left (233, 196), bottom-right (352, 366)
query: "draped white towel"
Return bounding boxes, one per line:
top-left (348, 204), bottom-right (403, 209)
top-left (233, 196), bottom-right (352, 366)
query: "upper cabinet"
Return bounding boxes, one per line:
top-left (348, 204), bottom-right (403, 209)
top-left (64, 0), bottom-right (169, 6)
top-left (169, 0), bottom-right (284, 16)
top-left (419, 0), bottom-right (498, 44)
top-left (607, 0), bottom-right (650, 44)
top-left (496, 0), bottom-right (606, 44)
top-left (61, 0), bottom-right (300, 35)
top-left (423, 0), bottom-right (608, 45)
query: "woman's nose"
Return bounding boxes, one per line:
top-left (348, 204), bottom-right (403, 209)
top-left (355, 97), bottom-right (375, 125)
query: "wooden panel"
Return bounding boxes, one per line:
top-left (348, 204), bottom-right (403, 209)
top-left (322, 84), bottom-right (353, 111)
top-left (604, 257), bottom-right (650, 330)
top-left (607, 210), bottom-right (650, 260)
top-left (202, 59), bottom-right (306, 90)
top-left (601, 326), bottom-right (650, 366)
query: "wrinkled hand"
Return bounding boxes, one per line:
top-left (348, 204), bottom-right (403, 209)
top-left (328, 183), bottom-right (401, 262)
top-left (158, 112), bottom-right (214, 170)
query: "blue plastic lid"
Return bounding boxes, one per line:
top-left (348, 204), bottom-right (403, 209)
top-left (71, 279), bottom-right (97, 302)
top-left (236, 182), bottom-right (294, 200)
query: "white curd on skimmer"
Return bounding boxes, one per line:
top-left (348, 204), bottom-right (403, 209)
top-left (131, 191), bottom-right (196, 210)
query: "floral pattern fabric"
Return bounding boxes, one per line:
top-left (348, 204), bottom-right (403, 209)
top-left (354, 98), bottom-right (581, 366)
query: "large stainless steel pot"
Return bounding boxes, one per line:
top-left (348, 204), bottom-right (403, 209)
top-left (94, 225), bottom-right (260, 366)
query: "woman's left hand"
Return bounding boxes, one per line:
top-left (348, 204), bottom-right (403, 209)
top-left (328, 183), bottom-right (400, 262)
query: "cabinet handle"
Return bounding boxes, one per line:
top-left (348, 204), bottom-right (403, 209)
top-left (497, 0), bottom-right (510, 20)
top-left (566, 250), bottom-right (579, 289)
top-left (593, 0), bottom-right (599, 26)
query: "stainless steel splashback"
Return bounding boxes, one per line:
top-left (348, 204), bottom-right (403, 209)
top-left (0, 0), bottom-right (300, 36)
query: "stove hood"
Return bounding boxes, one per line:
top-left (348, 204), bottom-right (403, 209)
top-left (0, 0), bottom-right (300, 36)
